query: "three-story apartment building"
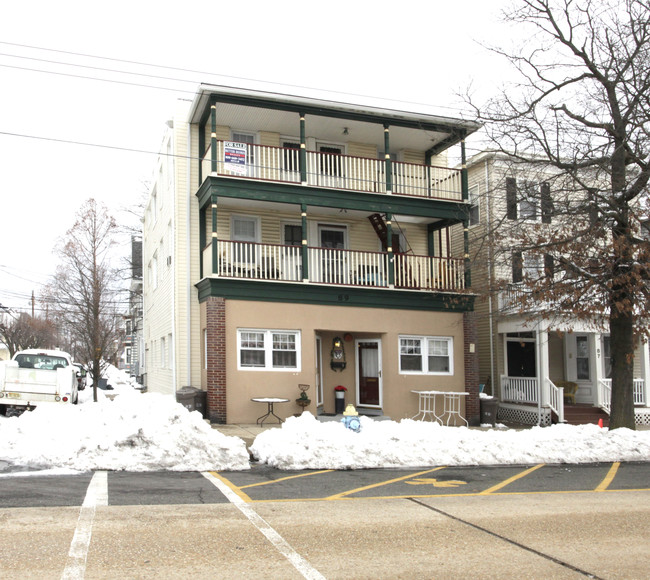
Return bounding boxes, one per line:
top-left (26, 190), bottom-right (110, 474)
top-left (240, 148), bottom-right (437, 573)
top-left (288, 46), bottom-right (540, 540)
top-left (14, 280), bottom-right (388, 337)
top-left (143, 85), bottom-right (482, 424)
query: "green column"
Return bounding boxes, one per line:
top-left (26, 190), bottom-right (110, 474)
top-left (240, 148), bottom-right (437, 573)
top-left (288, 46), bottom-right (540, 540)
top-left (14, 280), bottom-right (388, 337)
top-left (386, 213), bottom-right (394, 286)
top-left (300, 114), bottom-right (307, 184)
top-left (460, 136), bottom-right (468, 201)
top-left (463, 220), bottom-right (471, 289)
top-left (384, 124), bottom-right (392, 194)
top-left (211, 104), bottom-right (217, 173)
top-left (301, 204), bottom-right (309, 281)
top-left (211, 195), bottom-right (219, 275)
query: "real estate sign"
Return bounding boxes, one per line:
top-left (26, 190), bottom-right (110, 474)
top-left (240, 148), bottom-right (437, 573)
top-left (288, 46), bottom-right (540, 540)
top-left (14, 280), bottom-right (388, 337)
top-left (224, 141), bottom-right (247, 175)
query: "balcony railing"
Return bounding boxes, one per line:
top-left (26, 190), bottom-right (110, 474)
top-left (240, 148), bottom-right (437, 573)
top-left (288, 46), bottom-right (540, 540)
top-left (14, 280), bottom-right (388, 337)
top-left (202, 141), bottom-right (463, 201)
top-left (202, 240), bottom-right (465, 292)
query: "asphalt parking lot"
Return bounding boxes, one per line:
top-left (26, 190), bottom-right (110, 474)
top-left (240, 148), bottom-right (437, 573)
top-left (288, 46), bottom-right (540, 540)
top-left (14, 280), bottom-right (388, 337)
top-left (1, 461), bottom-right (648, 508)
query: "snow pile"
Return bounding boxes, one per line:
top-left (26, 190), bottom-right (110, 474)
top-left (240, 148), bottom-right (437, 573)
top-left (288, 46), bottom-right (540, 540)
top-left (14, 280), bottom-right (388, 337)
top-left (250, 412), bottom-right (650, 470)
top-left (0, 369), bottom-right (250, 473)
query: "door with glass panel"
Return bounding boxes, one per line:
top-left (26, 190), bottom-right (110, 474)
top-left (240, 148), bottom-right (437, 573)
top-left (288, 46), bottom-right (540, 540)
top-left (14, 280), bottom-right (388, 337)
top-left (318, 225), bottom-right (347, 284)
top-left (357, 339), bottom-right (382, 407)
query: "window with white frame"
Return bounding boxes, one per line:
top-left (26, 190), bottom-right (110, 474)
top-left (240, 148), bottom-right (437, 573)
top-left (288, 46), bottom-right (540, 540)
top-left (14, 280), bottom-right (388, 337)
top-left (160, 336), bottom-right (166, 368)
top-left (238, 329), bottom-right (301, 371)
top-left (399, 335), bottom-right (453, 374)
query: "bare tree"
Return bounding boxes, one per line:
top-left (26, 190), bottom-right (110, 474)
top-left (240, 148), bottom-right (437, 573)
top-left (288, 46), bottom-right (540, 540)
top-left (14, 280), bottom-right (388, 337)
top-left (45, 199), bottom-right (125, 402)
top-left (468, 0), bottom-right (650, 429)
top-left (0, 311), bottom-right (57, 357)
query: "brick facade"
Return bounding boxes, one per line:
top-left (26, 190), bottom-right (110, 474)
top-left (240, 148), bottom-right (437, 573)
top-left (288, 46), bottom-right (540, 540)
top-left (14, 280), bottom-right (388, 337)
top-left (205, 296), bottom-right (227, 423)
top-left (463, 311), bottom-right (480, 425)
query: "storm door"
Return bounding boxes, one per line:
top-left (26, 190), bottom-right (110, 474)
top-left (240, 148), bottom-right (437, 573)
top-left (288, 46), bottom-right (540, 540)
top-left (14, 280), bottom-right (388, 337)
top-left (357, 339), bottom-right (382, 407)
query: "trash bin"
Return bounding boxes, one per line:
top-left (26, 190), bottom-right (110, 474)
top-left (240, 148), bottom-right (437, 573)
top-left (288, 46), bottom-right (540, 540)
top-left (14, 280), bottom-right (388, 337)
top-left (480, 397), bottom-right (499, 426)
top-left (176, 387), bottom-right (207, 418)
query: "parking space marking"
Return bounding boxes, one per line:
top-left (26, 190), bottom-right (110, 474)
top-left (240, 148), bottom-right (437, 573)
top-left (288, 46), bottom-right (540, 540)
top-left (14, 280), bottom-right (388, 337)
top-left (326, 466), bottom-right (446, 500)
top-left (240, 470), bottom-right (334, 489)
top-left (478, 464), bottom-right (545, 495)
top-left (209, 471), bottom-right (254, 503)
top-left (203, 472), bottom-right (325, 580)
top-left (595, 462), bottom-right (620, 492)
top-left (61, 470), bottom-right (107, 580)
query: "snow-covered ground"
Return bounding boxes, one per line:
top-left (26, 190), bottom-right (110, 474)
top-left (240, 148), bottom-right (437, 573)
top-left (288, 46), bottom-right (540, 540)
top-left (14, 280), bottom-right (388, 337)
top-left (1, 366), bottom-right (649, 474)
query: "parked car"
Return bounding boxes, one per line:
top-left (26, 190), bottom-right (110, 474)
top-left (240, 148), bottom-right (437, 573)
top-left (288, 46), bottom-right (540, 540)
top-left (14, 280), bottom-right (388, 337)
top-left (73, 363), bottom-right (88, 391)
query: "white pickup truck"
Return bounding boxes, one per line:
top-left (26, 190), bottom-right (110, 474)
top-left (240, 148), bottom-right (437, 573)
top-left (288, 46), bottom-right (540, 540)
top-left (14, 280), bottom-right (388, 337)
top-left (0, 349), bottom-right (79, 415)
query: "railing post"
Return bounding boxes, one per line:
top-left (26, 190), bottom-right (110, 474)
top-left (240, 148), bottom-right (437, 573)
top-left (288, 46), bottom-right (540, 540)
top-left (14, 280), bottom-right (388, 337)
top-left (301, 204), bottom-right (309, 281)
top-left (300, 114), bottom-right (307, 184)
top-left (384, 124), bottom-right (392, 194)
top-left (211, 194), bottom-right (218, 275)
top-left (211, 103), bottom-right (217, 173)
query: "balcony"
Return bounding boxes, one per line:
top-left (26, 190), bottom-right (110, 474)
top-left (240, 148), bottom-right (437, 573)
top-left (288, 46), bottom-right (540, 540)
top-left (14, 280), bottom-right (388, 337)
top-left (201, 141), bottom-right (463, 201)
top-left (202, 240), bottom-right (465, 292)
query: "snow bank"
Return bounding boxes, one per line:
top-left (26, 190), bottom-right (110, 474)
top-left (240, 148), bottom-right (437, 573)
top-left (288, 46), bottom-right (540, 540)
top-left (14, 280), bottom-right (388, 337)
top-left (0, 370), bottom-right (250, 473)
top-left (250, 412), bottom-right (650, 470)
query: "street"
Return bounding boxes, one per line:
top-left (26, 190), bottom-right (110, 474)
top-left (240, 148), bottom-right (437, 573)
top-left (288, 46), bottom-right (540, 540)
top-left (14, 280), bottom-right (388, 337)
top-left (0, 462), bottom-right (648, 579)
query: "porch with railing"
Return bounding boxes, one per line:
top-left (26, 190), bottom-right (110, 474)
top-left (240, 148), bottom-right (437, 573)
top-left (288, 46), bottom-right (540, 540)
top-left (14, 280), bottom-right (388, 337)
top-left (202, 240), bottom-right (466, 292)
top-left (201, 141), bottom-right (463, 201)
top-left (501, 375), bottom-right (565, 423)
top-left (597, 378), bottom-right (645, 415)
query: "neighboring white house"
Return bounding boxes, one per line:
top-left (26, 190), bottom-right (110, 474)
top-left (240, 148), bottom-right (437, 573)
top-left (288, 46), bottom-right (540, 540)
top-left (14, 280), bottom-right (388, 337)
top-left (467, 151), bottom-right (650, 426)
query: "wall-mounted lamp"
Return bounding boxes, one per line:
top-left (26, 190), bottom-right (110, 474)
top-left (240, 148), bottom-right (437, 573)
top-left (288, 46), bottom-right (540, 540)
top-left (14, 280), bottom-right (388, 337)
top-left (330, 336), bottom-right (346, 371)
top-left (342, 127), bottom-right (349, 136)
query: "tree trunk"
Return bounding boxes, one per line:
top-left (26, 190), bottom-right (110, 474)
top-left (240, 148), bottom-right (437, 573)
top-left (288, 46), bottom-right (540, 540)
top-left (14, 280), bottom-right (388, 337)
top-left (608, 302), bottom-right (636, 430)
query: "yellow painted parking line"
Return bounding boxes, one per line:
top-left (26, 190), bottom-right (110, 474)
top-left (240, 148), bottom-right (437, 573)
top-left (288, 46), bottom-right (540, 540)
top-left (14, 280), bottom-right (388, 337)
top-left (479, 464), bottom-right (545, 495)
top-left (240, 470), bottom-right (334, 489)
top-left (210, 471), bottom-right (253, 503)
top-left (326, 466), bottom-right (447, 500)
top-left (595, 462), bottom-right (620, 492)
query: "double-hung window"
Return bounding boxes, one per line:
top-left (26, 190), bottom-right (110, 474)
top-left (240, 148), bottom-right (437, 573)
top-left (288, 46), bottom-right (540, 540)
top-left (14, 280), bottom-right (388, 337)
top-left (238, 329), bottom-right (301, 371)
top-left (399, 335), bottom-right (453, 375)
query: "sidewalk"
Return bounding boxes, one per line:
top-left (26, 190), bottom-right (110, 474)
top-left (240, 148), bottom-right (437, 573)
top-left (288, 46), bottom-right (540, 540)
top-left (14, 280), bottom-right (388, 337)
top-left (211, 423), bottom-right (281, 449)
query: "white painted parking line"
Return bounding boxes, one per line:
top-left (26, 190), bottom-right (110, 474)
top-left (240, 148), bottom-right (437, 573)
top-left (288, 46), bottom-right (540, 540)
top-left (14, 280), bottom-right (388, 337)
top-left (203, 471), bottom-right (325, 580)
top-left (61, 471), bottom-right (107, 580)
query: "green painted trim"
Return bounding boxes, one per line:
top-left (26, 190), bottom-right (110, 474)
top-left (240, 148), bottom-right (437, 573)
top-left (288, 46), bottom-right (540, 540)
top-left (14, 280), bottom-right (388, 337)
top-left (196, 177), bottom-right (468, 224)
top-left (196, 278), bottom-right (474, 313)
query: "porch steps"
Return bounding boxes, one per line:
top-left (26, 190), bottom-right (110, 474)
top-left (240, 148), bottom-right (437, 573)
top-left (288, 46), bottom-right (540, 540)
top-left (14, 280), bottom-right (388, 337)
top-left (562, 405), bottom-right (609, 427)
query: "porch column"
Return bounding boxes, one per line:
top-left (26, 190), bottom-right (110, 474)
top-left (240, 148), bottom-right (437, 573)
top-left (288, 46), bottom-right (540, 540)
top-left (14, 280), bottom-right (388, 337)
top-left (301, 204), bottom-right (309, 281)
top-left (384, 124), bottom-right (392, 194)
top-left (594, 333), bottom-right (604, 408)
top-left (461, 137), bottom-right (471, 288)
top-left (642, 340), bottom-right (650, 406)
top-left (300, 114), bottom-right (307, 184)
top-left (211, 194), bottom-right (218, 276)
top-left (210, 103), bottom-right (217, 173)
top-left (460, 136), bottom-right (468, 201)
top-left (537, 326), bottom-right (550, 411)
top-left (386, 212), bottom-right (395, 286)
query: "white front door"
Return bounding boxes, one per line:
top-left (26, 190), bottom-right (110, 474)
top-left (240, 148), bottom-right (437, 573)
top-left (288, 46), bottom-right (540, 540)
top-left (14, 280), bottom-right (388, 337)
top-left (566, 334), bottom-right (596, 403)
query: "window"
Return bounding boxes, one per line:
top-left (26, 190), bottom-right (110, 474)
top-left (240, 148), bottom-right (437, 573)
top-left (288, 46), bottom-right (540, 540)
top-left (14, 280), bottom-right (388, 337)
top-left (468, 184), bottom-right (480, 226)
top-left (238, 329), bottom-right (301, 371)
top-left (576, 336), bottom-right (590, 380)
top-left (232, 216), bottom-right (259, 264)
top-left (160, 336), bottom-right (166, 368)
top-left (506, 178), bottom-right (552, 223)
top-left (602, 336), bottom-right (611, 378)
top-left (399, 336), bottom-right (453, 375)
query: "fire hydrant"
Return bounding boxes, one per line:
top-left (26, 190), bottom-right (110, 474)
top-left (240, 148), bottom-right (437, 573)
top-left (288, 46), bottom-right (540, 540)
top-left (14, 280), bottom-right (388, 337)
top-left (341, 403), bottom-right (361, 432)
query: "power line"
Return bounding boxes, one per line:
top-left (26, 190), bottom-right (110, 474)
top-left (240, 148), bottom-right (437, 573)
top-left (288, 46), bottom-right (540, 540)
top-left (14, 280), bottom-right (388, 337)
top-left (0, 40), bottom-right (478, 117)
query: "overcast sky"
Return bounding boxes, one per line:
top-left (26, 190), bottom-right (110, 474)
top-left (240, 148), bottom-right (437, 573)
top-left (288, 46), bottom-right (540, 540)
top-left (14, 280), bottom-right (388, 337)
top-left (0, 0), bottom-right (514, 316)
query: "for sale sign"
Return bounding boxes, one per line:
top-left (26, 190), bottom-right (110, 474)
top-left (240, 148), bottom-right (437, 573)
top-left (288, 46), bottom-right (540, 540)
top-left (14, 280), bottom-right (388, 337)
top-left (224, 141), bottom-right (247, 175)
